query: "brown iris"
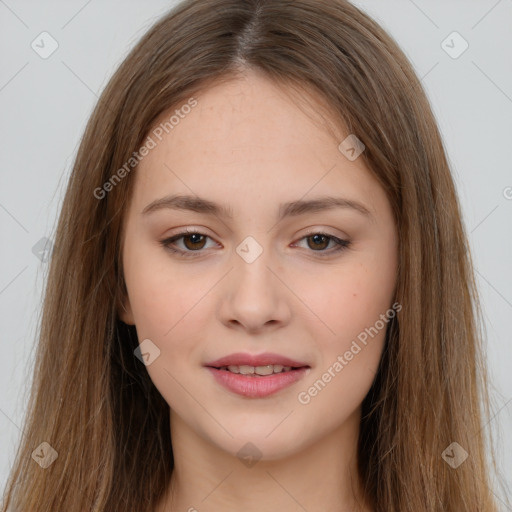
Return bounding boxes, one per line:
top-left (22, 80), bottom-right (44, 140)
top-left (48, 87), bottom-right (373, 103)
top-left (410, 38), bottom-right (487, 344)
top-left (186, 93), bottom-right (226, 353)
top-left (306, 234), bottom-right (329, 251)
top-left (182, 233), bottom-right (207, 250)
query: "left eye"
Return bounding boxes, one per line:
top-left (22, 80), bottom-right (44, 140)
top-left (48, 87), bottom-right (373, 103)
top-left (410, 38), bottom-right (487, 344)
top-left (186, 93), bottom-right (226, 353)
top-left (159, 230), bottom-right (350, 257)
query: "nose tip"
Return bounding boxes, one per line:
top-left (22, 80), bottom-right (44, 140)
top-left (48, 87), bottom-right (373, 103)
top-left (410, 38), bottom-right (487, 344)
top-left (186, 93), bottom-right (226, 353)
top-left (221, 277), bottom-right (290, 334)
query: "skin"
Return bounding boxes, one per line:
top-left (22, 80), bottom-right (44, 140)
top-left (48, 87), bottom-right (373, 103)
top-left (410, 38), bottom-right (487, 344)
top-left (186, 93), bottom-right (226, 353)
top-left (119, 68), bottom-right (398, 512)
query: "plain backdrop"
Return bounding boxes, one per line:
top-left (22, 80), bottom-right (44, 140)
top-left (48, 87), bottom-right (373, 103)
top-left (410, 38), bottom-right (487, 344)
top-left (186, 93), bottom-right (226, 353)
top-left (1, 0), bottom-right (511, 505)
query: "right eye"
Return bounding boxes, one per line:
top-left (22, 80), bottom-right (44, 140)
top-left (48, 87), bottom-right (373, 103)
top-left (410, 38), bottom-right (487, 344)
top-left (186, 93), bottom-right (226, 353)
top-left (160, 229), bottom-right (217, 257)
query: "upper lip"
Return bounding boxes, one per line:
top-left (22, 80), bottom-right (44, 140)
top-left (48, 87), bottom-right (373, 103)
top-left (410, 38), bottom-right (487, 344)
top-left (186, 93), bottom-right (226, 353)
top-left (205, 352), bottom-right (310, 368)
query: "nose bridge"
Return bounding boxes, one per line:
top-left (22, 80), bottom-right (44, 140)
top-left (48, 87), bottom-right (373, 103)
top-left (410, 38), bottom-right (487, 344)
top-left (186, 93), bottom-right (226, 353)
top-left (232, 234), bottom-right (276, 295)
top-left (219, 233), bottom-right (288, 330)
top-left (235, 234), bottom-right (266, 266)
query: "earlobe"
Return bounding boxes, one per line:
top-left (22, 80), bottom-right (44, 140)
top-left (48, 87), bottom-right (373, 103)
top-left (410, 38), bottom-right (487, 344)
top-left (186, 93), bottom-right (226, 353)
top-left (118, 295), bottom-right (135, 325)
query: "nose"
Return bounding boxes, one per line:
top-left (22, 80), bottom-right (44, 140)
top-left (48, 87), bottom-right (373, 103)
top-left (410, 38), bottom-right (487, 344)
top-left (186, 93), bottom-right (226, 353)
top-left (218, 242), bottom-right (292, 334)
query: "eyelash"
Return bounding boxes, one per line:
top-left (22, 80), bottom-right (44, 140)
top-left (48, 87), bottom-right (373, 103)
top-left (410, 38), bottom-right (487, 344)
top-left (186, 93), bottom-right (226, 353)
top-left (159, 228), bottom-right (351, 258)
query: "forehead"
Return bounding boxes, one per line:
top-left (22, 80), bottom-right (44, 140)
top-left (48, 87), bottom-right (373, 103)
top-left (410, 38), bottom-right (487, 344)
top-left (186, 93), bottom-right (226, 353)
top-left (151, 73), bottom-right (342, 158)
top-left (129, 70), bottom-right (383, 217)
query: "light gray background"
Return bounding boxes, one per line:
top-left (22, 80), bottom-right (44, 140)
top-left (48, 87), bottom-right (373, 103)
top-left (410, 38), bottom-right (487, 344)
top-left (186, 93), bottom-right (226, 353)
top-left (1, 0), bottom-right (511, 505)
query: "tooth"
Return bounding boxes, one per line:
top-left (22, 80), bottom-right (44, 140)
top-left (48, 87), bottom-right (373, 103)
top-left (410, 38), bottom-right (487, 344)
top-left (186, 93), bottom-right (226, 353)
top-left (255, 365), bottom-right (274, 376)
top-left (239, 365), bottom-right (255, 375)
top-left (226, 364), bottom-right (295, 375)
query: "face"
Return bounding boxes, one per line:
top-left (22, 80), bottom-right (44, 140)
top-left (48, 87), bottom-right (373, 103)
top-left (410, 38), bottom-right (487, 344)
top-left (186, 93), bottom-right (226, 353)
top-left (120, 69), bottom-right (398, 461)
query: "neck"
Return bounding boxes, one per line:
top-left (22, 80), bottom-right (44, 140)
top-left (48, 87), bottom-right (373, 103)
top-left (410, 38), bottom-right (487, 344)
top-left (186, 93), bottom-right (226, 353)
top-left (156, 407), bottom-right (372, 512)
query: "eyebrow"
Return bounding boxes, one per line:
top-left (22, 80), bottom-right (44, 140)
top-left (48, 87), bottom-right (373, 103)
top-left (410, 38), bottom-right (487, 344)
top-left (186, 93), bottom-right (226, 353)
top-left (141, 194), bottom-right (373, 221)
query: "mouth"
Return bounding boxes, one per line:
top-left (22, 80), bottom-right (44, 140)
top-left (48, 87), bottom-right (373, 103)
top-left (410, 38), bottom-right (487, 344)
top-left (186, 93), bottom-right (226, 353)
top-left (208, 364), bottom-right (309, 376)
top-left (204, 352), bottom-right (311, 398)
top-left (205, 356), bottom-right (311, 398)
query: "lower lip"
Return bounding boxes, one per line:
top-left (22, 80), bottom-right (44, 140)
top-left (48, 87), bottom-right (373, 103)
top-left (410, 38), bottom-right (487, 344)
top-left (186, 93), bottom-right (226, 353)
top-left (206, 367), bottom-right (310, 398)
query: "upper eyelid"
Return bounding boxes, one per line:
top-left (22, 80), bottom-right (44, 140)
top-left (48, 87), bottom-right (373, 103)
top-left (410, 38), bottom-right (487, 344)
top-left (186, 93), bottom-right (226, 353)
top-left (165, 228), bottom-right (346, 243)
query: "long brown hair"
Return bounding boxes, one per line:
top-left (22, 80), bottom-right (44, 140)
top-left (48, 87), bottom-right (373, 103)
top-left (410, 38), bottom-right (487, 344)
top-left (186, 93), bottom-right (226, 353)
top-left (1, 0), bottom-right (503, 510)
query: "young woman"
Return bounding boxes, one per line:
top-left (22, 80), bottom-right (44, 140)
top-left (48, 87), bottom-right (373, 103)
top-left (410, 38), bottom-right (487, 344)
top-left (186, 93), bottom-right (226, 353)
top-left (1, 0), bottom-right (504, 510)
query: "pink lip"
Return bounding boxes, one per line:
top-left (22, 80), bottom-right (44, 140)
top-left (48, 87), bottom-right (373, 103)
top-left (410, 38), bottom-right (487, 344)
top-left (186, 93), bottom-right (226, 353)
top-left (205, 352), bottom-right (309, 368)
top-left (206, 367), bottom-right (310, 398)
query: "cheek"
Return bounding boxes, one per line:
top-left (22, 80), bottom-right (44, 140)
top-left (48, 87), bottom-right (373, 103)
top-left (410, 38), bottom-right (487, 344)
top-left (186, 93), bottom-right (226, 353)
top-left (297, 280), bottom-right (390, 417)
top-left (122, 241), bottom-right (217, 397)
top-left (122, 245), bottom-right (206, 407)
top-left (123, 239), bottom-right (202, 335)
top-left (295, 253), bottom-right (395, 403)
top-left (299, 260), bottom-right (396, 343)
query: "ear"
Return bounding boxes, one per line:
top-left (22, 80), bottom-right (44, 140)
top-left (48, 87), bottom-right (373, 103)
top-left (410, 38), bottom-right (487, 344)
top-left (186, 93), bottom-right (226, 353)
top-left (117, 293), bottom-right (135, 325)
